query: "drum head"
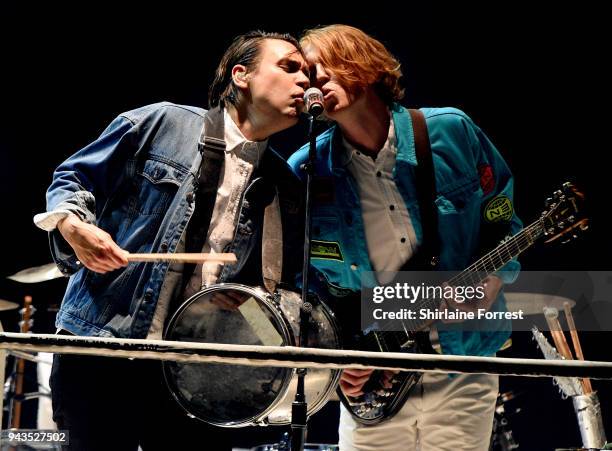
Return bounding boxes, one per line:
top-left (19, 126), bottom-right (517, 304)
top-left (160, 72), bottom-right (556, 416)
top-left (164, 285), bottom-right (294, 426)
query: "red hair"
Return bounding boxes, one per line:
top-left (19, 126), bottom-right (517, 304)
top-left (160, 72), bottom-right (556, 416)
top-left (300, 25), bottom-right (404, 104)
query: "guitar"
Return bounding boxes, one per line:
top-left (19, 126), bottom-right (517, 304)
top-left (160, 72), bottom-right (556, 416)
top-left (333, 182), bottom-right (588, 425)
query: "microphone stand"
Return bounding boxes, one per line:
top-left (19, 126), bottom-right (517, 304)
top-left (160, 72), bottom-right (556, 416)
top-left (290, 109), bottom-right (320, 451)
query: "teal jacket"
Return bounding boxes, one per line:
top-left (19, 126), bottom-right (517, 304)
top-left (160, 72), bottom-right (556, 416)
top-left (288, 105), bottom-right (522, 356)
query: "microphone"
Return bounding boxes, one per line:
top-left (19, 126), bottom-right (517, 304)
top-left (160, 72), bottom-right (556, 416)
top-left (303, 88), bottom-right (324, 117)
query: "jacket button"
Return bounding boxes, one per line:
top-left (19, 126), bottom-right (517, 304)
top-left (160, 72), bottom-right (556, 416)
top-left (186, 192), bottom-right (194, 204)
top-left (350, 264), bottom-right (358, 270)
top-left (160, 242), bottom-right (168, 252)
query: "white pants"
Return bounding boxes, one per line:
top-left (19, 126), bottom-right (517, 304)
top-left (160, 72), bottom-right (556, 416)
top-left (339, 372), bottom-right (499, 451)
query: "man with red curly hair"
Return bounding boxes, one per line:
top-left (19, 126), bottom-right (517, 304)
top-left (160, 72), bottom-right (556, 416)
top-left (289, 25), bottom-right (522, 450)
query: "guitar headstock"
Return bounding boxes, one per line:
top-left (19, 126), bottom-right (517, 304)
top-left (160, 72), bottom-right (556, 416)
top-left (542, 182), bottom-right (589, 244)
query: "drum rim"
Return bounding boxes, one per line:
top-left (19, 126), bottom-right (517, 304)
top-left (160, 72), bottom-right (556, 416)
top-left (162, 283), bottom-right (296, 427)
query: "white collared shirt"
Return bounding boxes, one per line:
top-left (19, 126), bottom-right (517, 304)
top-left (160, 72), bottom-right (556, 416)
top-left (342, 118), bottom-right (417, 274)
top-left (185, 108), bottom-right (268, 291)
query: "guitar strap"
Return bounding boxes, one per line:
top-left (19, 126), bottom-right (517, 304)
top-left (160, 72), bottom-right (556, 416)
top-left (184, 106), bottom-right (282, 293)
top-left (183, 106), bottom-right (226, 257)
top-left (402, 109), bottom-right (440, 270)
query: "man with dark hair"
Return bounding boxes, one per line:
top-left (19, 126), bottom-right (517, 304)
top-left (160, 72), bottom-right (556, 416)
top-left (35, 31), bottom-right (310, 450)
top-left (289, 25), bottom-right (522, 450)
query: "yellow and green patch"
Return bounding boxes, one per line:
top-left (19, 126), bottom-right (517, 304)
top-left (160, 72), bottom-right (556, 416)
top-left (484, 195), bottom-right (513, 223)
top-left (311, 240), bottom-right (344, 261)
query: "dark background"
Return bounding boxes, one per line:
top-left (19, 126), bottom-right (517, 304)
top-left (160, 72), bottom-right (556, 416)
top-left (1, 4), bottom-right (610, 450)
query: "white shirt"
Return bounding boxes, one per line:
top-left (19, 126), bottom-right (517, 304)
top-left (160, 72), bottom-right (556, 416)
top-left (342, 118), bottom-right (417, 274)
top-left (183, 109), bottom-right (268, 295)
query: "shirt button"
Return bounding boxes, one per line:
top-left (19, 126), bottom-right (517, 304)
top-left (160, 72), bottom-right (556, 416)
top-left (400, 237), bottom-right (406, 243)
top-left (350, 264), bottom-right (358, 270)
top-left (376, 171), bottom-right (382, 177)
top-left (389, 205), bottom-right (395, 211)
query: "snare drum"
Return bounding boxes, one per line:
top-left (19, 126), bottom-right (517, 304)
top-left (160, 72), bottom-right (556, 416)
top-left (163, 283), bottom-right (341, 427)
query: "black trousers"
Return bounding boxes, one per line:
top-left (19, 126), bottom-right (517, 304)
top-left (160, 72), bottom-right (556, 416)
top-left (50, 353), bottom-right (233, 451)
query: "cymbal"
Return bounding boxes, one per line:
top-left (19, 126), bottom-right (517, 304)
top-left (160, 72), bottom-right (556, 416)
top-left (0, 299), bottom-right (19, 312)
top-left (504, 292), bottom-right (576, 316)
top-left (7, 263), bottom-right (64, 283)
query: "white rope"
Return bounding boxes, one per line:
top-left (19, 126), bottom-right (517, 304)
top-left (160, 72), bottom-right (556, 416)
top-left (1, 332), bottom-right (611, 379)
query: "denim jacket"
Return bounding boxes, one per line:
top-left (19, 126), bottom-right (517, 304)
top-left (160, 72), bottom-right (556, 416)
top-left (46, 102), bottom-right (303, 338)
top-left (288, 105), bottom-right (522, 356)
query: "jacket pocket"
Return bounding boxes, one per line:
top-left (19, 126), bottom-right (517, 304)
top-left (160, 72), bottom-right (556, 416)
top-left (435, 177), bottom-right (483, 215)
top-left (131, 159), bottom-right (183, 216)
top-left (107, 158), bottom-right (184, 249)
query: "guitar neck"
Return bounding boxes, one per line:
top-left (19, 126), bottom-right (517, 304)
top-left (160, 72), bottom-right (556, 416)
top-left (407, 219), bottom-right (545, 331)
top-left (451, 218), bottom-right (544, 286)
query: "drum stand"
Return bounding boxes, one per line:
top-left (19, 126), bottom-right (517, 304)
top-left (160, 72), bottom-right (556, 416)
top-left (0, 320), bottom-right (6, 431)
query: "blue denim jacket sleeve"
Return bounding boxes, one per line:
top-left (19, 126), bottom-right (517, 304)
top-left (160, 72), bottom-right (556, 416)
top-left (46, 114), bottom-right (137, 273)
top-left (438, 110), bottom-right (522, 357)
top-left (464, 115), bottom-right (523, 284)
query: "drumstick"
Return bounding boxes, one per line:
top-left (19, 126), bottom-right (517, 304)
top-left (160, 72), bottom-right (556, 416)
top-left (564, 302), bottom-right (593, 394)
top-left (126, 253), bottom-right (237, 264)
top-left (543, 307), bottom-right (573, 360)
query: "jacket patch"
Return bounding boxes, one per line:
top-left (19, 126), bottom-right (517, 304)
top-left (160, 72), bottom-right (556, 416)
top-left (484, 195), bottom-right (513, 223)
top-left (311, 240), bottom-right (344, 261)
top-left (478, 164), bottom-right (495, 195)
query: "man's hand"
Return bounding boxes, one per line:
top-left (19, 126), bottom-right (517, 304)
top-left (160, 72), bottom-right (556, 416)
top-left (441, 275), bottom-right (503, 322)
top-left (339, 369), bottom-right (398, 397)
top-left (57, 214), bottom-right (129, 273)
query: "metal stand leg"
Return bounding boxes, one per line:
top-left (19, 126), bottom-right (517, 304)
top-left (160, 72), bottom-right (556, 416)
top-left (0, 320), bottom-right (6, 433)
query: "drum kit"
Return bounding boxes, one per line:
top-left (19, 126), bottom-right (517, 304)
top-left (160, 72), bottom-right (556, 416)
top-left (2, 265), bottom-right (59, 440)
